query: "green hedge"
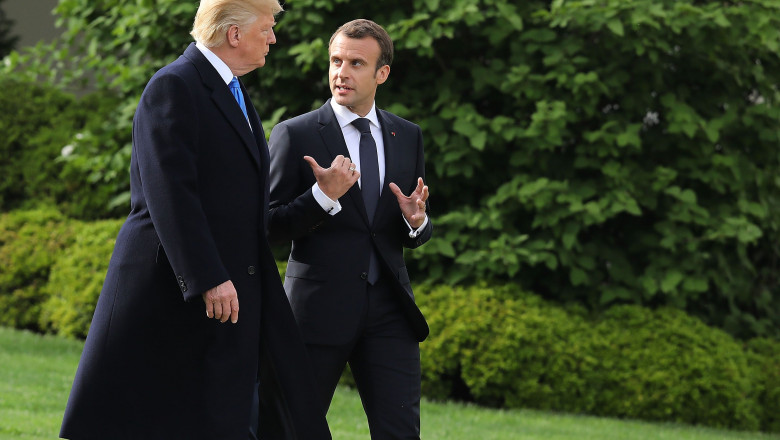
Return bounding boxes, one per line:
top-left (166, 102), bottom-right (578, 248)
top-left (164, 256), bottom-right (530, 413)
top-left (1, 208), bottom-right (778, 432)
top-left (39, 218), bottom-right (123, 338)
top-left (588, 306), bottom-right (758, 428)
top-left (746, 338), bottom-right (780, 433)
top-left (418, 284), bottom-right (779, 432)
top-left (0, 207), bottom-right (76, 330)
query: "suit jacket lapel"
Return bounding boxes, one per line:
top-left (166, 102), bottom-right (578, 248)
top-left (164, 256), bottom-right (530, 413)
top-left (183, 44), bottom-right (262, 171)
top-left (374, 109), bottom-right (397, 224)
top-left (317, 102), bottom-right (369, 224)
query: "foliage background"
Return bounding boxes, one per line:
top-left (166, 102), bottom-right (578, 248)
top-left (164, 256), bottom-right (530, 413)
top-left (2, 0), bottom-right (780, 431)
top-left (8, 0), bottom-right (779, 339)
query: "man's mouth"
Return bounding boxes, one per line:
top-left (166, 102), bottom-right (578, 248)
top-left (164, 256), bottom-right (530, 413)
top-left (335, 85), bottom-right (352, 92)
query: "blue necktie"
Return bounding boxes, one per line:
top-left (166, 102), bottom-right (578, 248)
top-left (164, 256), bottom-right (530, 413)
top-left (351, 117), bottom-right (380, 284)
top-left (229, 77), bottom-right (249, 121)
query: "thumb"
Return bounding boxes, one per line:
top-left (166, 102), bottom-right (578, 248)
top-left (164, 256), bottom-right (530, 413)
top-left (303, 156), bottom-right (323, 173)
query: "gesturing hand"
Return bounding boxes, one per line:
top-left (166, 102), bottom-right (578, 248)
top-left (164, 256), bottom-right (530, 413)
top-left (202, 280), bottom-right (239, 324)
top-left (304, 154), bottom-right (360, 201)
top-left (389, 177), bottom-right (429, 229)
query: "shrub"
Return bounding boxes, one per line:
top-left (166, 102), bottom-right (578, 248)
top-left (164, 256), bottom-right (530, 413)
top-left (419, 284), bottom-right (598, 411)
top-left (0, 77), bottom-right (126, 219)
top-left (0, 207), bottom-right (77, 331)
top-left (745, 338), bottom-right (780, 432)
top-left (54, 91), bottom-right (132, 220)
top-left (0, 78), bottom-right (76, 210)
top-left (39, 219), bottom-right (123, 338)
top-left (589, 306), bottom-right (759, 430)
top-left (418, 284), bottom-right (773, 432)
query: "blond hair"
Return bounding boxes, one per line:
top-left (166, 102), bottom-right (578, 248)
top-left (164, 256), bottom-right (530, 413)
top-left (190, 0), bottom-right (283, 47)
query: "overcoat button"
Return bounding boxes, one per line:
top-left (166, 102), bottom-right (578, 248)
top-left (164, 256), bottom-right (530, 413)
top-left (360, 272), bottom-right (368, 280)
top-left (247, 266), bottom-right (256, 275)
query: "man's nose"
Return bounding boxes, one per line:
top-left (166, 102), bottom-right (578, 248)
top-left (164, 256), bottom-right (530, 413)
top-left (269, 29), bottom-right (276, 45)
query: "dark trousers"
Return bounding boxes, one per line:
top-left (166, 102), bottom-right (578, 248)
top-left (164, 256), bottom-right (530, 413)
top-left (306, 277), bottom-right (421, 440)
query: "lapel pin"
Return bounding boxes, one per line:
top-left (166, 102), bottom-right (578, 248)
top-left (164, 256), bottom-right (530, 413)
top-left (391, 132), bottom-right (396, 136)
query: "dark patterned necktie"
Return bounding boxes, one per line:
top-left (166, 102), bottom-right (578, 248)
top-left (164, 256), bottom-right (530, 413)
top-left (351, 117), bottom-right (380, 284)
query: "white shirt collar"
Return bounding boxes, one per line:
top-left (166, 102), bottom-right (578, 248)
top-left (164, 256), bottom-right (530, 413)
top-left (195, 41), bottom-right (234, 85)
top-left (329, 99), bottom-right (380, 130)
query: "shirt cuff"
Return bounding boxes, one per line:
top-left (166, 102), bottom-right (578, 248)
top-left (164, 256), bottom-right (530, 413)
top-left (404, 214), bottom-right (428, 238)
top-left (312, 183), bottom-right (341, 215)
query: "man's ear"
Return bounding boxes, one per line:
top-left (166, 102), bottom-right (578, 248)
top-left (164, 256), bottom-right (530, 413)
top-left (376, 65), bottom-right (390, 85)
top-left (226, 24), bottom-right (241, 48)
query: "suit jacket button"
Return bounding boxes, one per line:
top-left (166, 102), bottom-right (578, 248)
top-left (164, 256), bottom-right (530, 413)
top-left (360, 272), bottom-right (368, 280)
top-left (248, 266), bottom-right (256, 275)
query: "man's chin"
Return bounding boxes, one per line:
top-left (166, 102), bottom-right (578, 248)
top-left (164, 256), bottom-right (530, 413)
top-left (331, 95), bottom-right (350, 106)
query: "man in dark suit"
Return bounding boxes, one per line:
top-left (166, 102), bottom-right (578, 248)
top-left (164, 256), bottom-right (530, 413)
top-left (60, 1), bottom-right (329, 439)
top-left (268, 19), bottom-right (433, 440)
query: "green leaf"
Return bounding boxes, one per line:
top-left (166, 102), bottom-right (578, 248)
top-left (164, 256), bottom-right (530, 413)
top-left (497, 2), bottom-right (523, 31)
top-left (570, 267), bottom-right (589, 286)
top-left (561, 222), bottom-right (579, 250)
top-left (661, 270), bottom-right (684, 293)
top-left (607, 19), bottom-right (624, 36)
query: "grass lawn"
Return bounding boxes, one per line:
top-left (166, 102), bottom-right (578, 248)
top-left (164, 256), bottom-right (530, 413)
top-left (1, 326), bottom-right (778, 440)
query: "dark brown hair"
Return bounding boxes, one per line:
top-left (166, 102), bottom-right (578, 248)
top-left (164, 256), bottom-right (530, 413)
top-left (329, 19), bottom-right (394, 70)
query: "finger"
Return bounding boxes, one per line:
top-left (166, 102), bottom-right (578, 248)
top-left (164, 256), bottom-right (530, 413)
top-left (303, 156), bottom-right (323, 173)
top-left (349, 170), bottom-right (361, 183)
top-left (388, 182), bottom-right (406, 199)
top-left (213, 300), bottom-right (223, 321)
top-left (331, 155), bottom-right (345, 167)
top-left (220, 299), bottom-right (230, 323)
top-left (205, 300), bottom-right (214, 319)
top-left (230, 297), bottom-right (239, 324)
top-left (415, 177), bottom-right (425, 193)
top-left (420, 185), bottom-right (429, 202)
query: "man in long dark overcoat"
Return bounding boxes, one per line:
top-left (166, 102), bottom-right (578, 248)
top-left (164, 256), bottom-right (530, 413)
top-left (59, 1), bottom-right (329, 439)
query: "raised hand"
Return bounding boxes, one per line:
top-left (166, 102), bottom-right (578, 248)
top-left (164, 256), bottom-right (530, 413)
top-left (304, 154), bottom-right (360, 200)
top-left (389, 177), bottom-right (429, 229)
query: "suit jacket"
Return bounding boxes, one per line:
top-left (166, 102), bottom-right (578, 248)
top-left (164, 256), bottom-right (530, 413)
top-left (60, 43), bottom-right (329, 440)
top-left (268, 100), bottom-right (433, 345)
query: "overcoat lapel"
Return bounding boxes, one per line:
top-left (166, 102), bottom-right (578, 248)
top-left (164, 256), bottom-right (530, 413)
top-left (182, 44), bottom-right (262, 171)
top-left (316, 103), bottom-right (371, 225)
top-left (244, 87), bottom-right (272, 229)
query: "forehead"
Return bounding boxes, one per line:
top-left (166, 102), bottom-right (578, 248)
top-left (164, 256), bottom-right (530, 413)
top-left (329, 34), bottom-right (381, 61)
top-left (251, 13), bottom-right (276, 28)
